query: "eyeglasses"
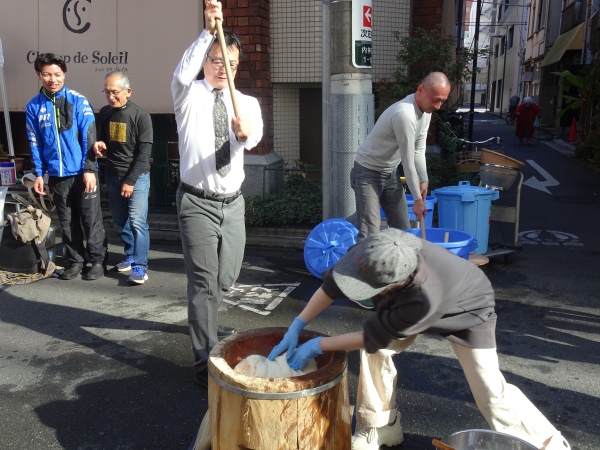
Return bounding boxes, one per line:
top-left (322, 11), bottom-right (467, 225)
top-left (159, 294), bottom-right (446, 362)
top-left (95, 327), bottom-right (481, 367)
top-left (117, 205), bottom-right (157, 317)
top-left (102, 89), bottom-right (126, 97)
top-left (206, 55), bottom-right (239, 70)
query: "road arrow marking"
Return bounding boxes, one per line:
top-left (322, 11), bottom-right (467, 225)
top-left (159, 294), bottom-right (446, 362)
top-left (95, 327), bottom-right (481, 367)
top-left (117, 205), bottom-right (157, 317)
top-left (523, 160), bottom-right (559, 194)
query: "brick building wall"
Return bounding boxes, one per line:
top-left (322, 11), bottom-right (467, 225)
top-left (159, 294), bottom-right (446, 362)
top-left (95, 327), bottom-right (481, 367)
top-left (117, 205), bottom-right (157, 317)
top-left (223, 0), bottom-right (272, 156)
top-left (412, 0), bottom-right (445, 32)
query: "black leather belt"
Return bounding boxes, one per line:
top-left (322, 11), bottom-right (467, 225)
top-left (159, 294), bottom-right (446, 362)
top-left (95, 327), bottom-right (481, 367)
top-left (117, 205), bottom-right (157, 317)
top-left (179, 182), bottom-right (241, 204)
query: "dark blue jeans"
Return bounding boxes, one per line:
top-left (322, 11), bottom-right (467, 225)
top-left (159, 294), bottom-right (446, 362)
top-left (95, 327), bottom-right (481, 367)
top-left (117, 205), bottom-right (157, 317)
top-left (106, 172), bottom-right (150, 269)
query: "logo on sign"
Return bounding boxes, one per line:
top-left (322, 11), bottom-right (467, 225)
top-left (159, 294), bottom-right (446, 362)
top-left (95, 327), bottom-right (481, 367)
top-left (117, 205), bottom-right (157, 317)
top-left (63, 0), bottom-right (92, 34)
top-left (363, 6), bottom-right (372, 28)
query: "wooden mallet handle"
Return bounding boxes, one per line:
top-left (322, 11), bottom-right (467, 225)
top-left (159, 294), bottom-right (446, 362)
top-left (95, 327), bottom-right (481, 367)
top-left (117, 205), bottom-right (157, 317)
top-left (215, 20), bottom-right (239, 118)
top-left (419, 217), bottom-right (427, 240)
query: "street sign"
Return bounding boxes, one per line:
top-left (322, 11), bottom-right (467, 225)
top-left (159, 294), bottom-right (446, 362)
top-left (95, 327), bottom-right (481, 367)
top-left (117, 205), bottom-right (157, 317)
top-left (352, 0), bottom-right (372, 68)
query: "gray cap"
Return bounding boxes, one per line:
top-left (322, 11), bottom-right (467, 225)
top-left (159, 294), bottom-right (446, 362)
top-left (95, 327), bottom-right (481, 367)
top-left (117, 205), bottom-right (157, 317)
top-left (332, 228), bottom-right (422, 301)
top-left (524, 96), bottom-right (533, 104)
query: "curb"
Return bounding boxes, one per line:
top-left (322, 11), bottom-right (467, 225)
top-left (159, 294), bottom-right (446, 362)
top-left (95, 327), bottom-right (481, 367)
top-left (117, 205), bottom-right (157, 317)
top-left (104, 216), bottom-right (310, 250)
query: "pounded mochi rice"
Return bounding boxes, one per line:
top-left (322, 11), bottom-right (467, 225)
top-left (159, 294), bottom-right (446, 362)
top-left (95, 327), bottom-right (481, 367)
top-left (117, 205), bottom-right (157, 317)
top-left (234, 354), bottom-right (318, 378)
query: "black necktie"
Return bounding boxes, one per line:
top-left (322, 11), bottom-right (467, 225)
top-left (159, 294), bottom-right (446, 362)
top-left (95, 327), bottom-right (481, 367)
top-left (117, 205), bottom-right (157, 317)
top-left (214, 89), bottom-right (231, 177)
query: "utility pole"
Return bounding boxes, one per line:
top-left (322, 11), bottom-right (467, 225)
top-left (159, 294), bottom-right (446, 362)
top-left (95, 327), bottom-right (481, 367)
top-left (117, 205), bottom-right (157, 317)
top-left (322, 0), bottom-right (331, 219)
top-left (327, 0), bottom-right (374, 221)
top-left (499, 36), bottom-right (507, 119)
top-left (467, 0), bottom-right (483, 146)
top-left (0, 38), bottom-right (15, 157)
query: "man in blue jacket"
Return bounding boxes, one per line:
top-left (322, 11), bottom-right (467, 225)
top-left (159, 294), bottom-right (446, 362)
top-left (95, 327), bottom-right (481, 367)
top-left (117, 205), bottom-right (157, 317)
top-left (26, 53), bottom-right (107, 281)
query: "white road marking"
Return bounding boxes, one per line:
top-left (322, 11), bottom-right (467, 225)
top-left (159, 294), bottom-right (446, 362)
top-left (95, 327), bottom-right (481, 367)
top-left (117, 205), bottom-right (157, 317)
top-left (519, 230), bottom-right (584, 246)
top-left (523, 160), bottom-right (559, 194)
top-left (222, 283), bottom-right (300, 315)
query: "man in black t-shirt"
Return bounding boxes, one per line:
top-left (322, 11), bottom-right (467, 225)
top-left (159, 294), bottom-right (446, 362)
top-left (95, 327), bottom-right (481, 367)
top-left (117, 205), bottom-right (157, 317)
top-left (94, 71), bottom-right (153, 285)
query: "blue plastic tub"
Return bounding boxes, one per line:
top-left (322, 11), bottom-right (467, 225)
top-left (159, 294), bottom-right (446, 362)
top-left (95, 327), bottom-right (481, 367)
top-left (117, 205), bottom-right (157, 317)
top-left (380, 195), bottom-right (437, 228)
top-left (432, 181), bottom-right (499, 254)
top-left (405, 228), bottom-right (477, 260)
top-left (304, 218), bottom-right (358, 279)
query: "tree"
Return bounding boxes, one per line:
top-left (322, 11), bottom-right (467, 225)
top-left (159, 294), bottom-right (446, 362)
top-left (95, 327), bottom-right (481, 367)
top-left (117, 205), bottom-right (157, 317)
top-left (554, 63), bottom-right (600, 163)
top-left (392, 28), bottom-right (486, 110)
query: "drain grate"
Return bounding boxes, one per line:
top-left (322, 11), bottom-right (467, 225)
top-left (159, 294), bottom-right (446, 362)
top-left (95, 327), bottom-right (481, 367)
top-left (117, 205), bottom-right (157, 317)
top-left (554, 196), bottom-right (597, 205)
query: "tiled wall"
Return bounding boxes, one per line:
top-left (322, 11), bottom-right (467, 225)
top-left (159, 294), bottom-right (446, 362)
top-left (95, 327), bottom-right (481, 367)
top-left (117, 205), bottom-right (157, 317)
top-left (272, 84), bottom-right (300, 164)
top-left (271, 0), bottom-right (411, 164)
top-left (372, 0), bottom-right (412, 83)
top-left (271, 0), bottom-right (322, 83)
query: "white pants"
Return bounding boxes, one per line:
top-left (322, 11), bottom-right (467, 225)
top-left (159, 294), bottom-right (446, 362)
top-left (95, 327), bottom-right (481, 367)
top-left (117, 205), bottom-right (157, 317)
top-left (355, 337), bottom-right (569, 450)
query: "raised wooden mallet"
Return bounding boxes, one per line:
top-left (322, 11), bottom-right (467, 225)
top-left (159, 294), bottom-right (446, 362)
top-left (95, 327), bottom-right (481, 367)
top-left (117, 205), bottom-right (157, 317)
top-left (215, 20), bottom-right (239, 118)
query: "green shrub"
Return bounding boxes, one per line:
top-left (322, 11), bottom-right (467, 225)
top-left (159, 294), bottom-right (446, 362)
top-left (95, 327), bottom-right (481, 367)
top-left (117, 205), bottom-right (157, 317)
top-left (245, 163), bottom-right (322, 228)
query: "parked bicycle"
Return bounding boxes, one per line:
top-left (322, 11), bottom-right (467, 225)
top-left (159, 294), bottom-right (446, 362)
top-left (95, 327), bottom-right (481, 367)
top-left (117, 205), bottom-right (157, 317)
top-left (505, 111), bottom-right (517, 125)
top-left (452, 136), bottom-right (502, 183)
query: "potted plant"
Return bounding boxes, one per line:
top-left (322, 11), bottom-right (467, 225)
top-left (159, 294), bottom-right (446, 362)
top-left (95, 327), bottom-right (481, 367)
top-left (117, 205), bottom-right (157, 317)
top-left (0, 143), bottom-right (7, 161)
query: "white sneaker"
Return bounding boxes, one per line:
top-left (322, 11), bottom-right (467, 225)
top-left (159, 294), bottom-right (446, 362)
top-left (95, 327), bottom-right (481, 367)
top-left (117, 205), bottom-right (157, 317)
top-left (351, 418), bottom-right (404, 450)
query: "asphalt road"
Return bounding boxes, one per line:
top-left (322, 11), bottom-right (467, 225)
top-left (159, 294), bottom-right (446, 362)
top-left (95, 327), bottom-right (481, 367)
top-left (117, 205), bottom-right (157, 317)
top-left (0, 113), bottom-right (599, 449)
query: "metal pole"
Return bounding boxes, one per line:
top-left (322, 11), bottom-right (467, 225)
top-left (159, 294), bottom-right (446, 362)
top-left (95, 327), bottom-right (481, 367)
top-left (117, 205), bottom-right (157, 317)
top-left (0, 38), bottom-right (15, 157)
top-left (467, 0), bottom-right (483, 146)
top-left (485, 38), bottom-right (491, 112)
top-left (322, 0), bottom-right (331, 220)
top-left (581, 0), bottom-right (591, 65)
top-left (499, 36), bottom-right (507, 119)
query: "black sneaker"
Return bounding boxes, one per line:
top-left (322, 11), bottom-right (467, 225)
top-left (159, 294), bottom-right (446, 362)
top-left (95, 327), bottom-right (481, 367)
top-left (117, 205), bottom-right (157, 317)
top-left (194, 369), bottom-right (208, 388)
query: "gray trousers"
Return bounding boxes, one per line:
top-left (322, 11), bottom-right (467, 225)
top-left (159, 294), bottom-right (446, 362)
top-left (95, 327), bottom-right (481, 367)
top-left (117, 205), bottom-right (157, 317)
top-left (350, 162), bottom-right (410, 240)
top-left (176, 188), bottom-right (246, 374)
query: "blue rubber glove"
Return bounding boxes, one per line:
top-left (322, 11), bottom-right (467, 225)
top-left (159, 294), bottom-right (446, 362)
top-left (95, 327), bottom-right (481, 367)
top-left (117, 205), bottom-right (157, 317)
top-left (287, 337), bottom-right (324, 371)
top-left (268, 317), bottom-right (308, 361)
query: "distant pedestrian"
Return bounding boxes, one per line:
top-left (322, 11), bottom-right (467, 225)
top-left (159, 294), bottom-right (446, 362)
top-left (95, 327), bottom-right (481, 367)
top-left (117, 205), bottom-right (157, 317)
top-left (25, 52), bottom-right (107, 281)
top-left (508, 95), bottom-right (520, 115)
top-left (94, 71), bottom-right (153, 285)
top-left (515, 96), bottom-right (541, 146)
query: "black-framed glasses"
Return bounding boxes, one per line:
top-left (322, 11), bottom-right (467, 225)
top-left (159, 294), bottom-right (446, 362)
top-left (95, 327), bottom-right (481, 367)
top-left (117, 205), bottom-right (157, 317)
top-left (102, 89), bottom-right (126, 96)
top-left (206, 55), bottom-right (238, 70)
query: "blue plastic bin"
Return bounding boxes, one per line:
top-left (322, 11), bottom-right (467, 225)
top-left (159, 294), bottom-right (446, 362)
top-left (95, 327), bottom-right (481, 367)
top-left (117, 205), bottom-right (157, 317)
top-left (380, 195), bottom-right (437, 228)
top-left (432, 181), bottom-right (499, 254)
top-left (304, 218), bottom-right (359, 279)
top-left (405, 228), bottom-right (478, 260)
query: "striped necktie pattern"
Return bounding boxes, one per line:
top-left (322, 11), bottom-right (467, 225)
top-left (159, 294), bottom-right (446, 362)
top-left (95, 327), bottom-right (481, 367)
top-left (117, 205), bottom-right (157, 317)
top-left (213, 89), bottom-right (231, 176)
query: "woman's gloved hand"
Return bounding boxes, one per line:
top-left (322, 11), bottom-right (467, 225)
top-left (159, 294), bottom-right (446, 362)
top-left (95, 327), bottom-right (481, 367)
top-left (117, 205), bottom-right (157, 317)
top-left (267, 317), bottom-right (307, 361)
top-left (287, 337), bottom-right (324, 371)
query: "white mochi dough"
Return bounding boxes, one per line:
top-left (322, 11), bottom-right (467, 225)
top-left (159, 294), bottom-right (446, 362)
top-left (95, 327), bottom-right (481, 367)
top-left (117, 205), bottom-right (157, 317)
top-left (234, 353), bottom-right (318, 378)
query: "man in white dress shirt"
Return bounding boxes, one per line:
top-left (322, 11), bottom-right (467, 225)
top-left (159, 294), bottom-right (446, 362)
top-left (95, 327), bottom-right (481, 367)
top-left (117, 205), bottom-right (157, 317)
top-left (171, 0), bottom-right (263, 387)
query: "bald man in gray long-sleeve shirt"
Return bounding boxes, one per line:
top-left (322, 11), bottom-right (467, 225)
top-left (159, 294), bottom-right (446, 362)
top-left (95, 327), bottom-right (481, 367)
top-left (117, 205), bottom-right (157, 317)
top-left (351, 72), bottom-right (451, 240)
